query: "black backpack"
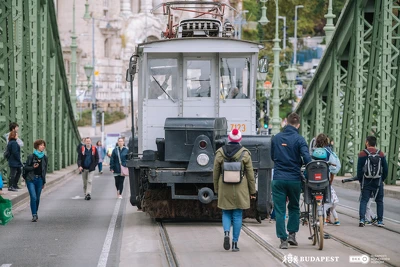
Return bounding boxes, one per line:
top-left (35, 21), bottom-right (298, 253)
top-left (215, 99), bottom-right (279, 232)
top-left (362, 149), bottom-right (382, 179)
top-left (3, 143), bottom-right (11, 160)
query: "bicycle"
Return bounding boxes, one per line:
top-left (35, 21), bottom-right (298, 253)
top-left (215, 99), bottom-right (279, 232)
top-left (300, 160), bottom-right (331, 250)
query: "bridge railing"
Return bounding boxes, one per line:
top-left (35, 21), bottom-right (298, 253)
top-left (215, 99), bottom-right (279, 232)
top-left (0, 0), bottom-right (80, 179)
top-left (295, 0), bottom-right (400, 185)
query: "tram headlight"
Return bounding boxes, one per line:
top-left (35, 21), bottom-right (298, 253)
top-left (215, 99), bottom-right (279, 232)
top-left (197, 153), bottom-right (209, 166)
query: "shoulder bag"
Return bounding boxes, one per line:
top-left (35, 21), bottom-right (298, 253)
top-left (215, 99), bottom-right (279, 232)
top-left (117, 148), bottom-right (129, 176)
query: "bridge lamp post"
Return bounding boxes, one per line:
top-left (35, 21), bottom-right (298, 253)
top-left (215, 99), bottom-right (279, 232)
top-left (294, 5), bottom-right (304, 65)
top-left (83, 1), bottom-right (97, 136)
top-left (84, 64), bottom-right (94, 122)
top-left (258, 0), bottom-right (282, 134)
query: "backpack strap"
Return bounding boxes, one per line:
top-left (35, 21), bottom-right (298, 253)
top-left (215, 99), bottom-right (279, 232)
top-left (363, 149), bottom-right (371, 156)
top-left (91, 145), bottom-right (96, 155)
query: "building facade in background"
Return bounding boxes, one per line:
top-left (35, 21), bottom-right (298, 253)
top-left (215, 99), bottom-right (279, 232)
top-left (56, 0), bottom-right (237, 114)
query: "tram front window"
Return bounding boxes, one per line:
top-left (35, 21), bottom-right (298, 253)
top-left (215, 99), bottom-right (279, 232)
top-left (220, 58), bottom-right (250, 99)
top-left (186, 60), bottom-right (211, 97)
top-left (148, 58), bottom-right (178, 100)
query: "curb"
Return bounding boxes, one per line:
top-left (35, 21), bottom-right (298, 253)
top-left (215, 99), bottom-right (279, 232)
top-left (332, 179), bottom-right (400, 200)
top-left (5, 166), bottom-right (78, 206)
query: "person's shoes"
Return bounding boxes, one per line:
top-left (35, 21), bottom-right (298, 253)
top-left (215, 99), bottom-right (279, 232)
top-left (100, 171), bottom-right (103, 174)
top-left (325, 217), bottom-right (332, 224)
top-left (279, 239), bottom-right (288, 249)
top-left (371, 217), bottom-right (378, 224)
top-left (14, 185), bottom-right (22, 189)
top-left (8, 186), bottom-right (18, 192)
top-left (376, 221), bottom-right (384, 227)
top-left (288, 232), bottom-right (298, 246)
top-left (31, 215), bottom-right (38, 222)
top-left (86, 194), bottom-right (91, 200)
top-left (334, 219), bottom-right (340, 226)
top-left (223, 231), bottom-right (230, 250)
top-left (359, 220), bottom-right (365, 227)
top-left (231, 242), bottom-right (240, 252)
top-left (118, 195), bottom-right (122, 199)
top-left (365, 220), bottom-right (372, 225)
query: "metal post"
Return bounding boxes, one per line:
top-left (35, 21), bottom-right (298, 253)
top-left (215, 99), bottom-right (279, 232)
top-left (101, 111), bottom-right (105, 148)
top-left (294, 5), bottom-right (303, 65)
top-left (323, 0), bottom-right (336, 44)
top-left (278, 16), bottom-right (286, 50)
top-left (271, 0), bottom-right (281, 135)
top-left (70, 0), bottom-right (77, 119)
top-left (91, 16), bottom-right (96, 136)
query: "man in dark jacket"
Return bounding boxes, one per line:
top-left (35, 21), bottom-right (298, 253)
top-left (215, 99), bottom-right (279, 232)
top-left (77, 137), bottom-right (99, 200)
top-left (357, 136), bottom-right (388, 227)
top-left (271, 112), bottom-right (311, 249)
top-left (7, 131), bottom-right (23, 191)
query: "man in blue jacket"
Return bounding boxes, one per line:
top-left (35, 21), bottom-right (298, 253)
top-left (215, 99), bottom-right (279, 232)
top-left (357, 136), bottom-right (388, 227)
top-left (271, 112), bottom-right (311, 249)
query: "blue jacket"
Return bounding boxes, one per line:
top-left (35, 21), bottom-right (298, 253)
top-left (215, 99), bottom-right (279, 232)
top-left (7, 139), bottom-right (23, 168)
top-left (110, 146), bottom-right (129, 174)
top-left (357, 147), bottom-right (388, 187)
top-left (271, 125), bottom-right (312, 181)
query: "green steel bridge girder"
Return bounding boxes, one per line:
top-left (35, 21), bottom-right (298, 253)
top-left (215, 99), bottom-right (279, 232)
top-left (296, 0), bottom-right (400, 185)
top-left (0, 0), bottom-right (80, 176)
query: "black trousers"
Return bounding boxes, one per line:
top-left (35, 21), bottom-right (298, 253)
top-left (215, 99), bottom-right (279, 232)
top-left (114, 175), bottom-right (125, 194)
top-left (10, 167), bottom-right (21, 188)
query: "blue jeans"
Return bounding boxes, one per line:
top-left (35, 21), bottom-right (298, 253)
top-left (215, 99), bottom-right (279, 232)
top-left (222, 209), bottom-right (243, 242)
top-left (98, 162), bottom-right (103, 172)
top-left (26, 176), bottom-right (44, 216)
top-left (359, 180), bottom-right (383, 221)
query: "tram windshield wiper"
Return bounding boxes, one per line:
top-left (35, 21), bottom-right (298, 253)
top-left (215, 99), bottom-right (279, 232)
top-left (151, 75), bottom-right (176, 103)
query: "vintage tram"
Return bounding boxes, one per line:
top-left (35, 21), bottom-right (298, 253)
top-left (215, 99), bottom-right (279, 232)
top-left (126, 1), bottom-right (273, 220)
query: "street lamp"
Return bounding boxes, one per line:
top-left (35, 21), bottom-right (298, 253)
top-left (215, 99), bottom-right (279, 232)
top-left (257, 0), bottom-right (282, 134)
top-left (83, 1), bottom-right (97, 136)
top-left (258, 0), bottom-right (269, 26)
top-left (293, 5), bottom-right (304, 65)
top-left (71, 0), bottom-right (78, 120)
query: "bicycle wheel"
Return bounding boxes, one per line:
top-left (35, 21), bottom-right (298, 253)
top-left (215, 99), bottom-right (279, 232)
top-left (318, 215), bottom-right (324, 250)
top-left (312, 203), bottom-right (318, 245)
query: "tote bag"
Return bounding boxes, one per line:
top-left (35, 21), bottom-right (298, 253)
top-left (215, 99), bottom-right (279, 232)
top-left (117, 148), bottom-right (129, 176)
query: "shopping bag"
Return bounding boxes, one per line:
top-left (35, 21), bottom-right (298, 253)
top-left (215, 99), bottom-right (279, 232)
top-left (120, 165), bottom-right (129, 176)
top-left (0, 195), bottom-right (14, 225)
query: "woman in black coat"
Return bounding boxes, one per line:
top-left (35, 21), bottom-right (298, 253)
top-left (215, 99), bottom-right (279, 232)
top-left (110, 137), bottom-right (129, 199)
top-left (7, 131), bottom-right (23, 191)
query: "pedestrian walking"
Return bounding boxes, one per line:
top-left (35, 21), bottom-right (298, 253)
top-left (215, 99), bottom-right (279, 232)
top-left (314, 133), bottom-right (338, 223)
top-left (77, 138), bottom-right (85, 174)
top-left (96, 141), bottom-right (106, 174)
top-left (357, 136), bottom-right (388, 227)
top-left (77, 137), bottom-right (99, 200)
top-left (213, 128), bottom-right (256, 252)
top-left (24, 139), bottom-right (48, 222)
top-left (6, 131), bottom-right (23, 191)
top-left (3, 122), bottom-right (24, 147)
top-left (271, 112), bottom-right (311, 249)
top-left (110, 137), bottom-right (129, 199)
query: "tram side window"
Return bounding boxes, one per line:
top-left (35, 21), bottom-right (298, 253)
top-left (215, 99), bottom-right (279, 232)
top-left (220, 58), bottom-right (250, 99)
top-left (148, 58), bottom-right (178, 100)
top-left (186, 60), bottom-right (211, 97)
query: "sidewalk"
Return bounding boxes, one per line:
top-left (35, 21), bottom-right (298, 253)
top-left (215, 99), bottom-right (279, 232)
top-left (78, 114), bottom-right (132, 138)
top-left (0, 165), bottom-right (78, 205)
top-left (333, 175), bottom-right (400, 200)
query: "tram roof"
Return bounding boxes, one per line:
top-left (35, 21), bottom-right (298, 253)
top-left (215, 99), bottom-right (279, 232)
top-left (137, 38), bottom-right (262, 53)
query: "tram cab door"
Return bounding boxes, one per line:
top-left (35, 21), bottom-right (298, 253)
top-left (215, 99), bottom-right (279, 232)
top-left (183, 57), bottom-right (216, 117)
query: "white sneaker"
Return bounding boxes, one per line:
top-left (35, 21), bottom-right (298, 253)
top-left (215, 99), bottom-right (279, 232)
top-left (118, 195), bottom-right (122, 199)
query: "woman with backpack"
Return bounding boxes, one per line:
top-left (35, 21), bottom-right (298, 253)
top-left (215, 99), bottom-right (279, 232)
top-left (24, 139), bottom-right (48, 222)
top-left (110, 137), bottom-right (129, 199)
top-left (314, 133), bottom-right (341, 225)
top-left (7, 131), bottom-right (23, 191)
top-left (213, 128), bottom-right (256, 252)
